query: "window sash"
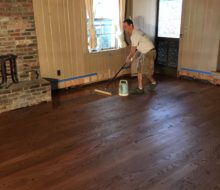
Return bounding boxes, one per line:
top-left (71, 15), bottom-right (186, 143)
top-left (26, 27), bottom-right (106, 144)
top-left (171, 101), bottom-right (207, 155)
top-left (87, 0), bottom-right (121, 51)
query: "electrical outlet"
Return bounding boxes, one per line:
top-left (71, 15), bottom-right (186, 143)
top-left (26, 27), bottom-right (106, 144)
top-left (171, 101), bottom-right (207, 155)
top-left (57, 70), bottom-right (61, 76)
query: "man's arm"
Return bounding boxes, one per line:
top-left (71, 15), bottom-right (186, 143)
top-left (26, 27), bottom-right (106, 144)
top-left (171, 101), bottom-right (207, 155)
top-left (126, 46), bottom-right (137, 63)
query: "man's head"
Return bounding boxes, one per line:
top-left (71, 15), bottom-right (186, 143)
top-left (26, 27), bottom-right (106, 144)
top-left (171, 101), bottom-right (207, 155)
top-left (123, 18), bottom-right (134, 34)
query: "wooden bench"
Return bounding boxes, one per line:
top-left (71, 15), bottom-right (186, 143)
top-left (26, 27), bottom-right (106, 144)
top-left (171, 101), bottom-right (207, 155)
top-left (0, 54), bottom-right (19, 85)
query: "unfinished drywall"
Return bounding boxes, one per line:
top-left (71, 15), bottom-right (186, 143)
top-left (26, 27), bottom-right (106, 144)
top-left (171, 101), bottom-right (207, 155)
top-left (33, 0), bottom-right (132, 88)
top-left (133, 0), bottom-right (157, 42)
top-left (178, 0), bottom-right (220, 75)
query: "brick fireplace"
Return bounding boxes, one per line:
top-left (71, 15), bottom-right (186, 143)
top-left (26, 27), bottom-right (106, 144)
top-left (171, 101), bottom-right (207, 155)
top-left (0, 0), bottom-right (51, 113)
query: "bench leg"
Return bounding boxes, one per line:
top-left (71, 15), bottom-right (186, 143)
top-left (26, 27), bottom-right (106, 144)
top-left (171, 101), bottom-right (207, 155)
top-left (1, 61), bottom-right (7, 84)
top-left (10, 58), bottom-right (19, 83)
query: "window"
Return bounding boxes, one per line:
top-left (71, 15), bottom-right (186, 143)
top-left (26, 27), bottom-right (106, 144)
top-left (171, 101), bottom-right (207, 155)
top-left (87, 0), bottom-right (120, 52)
top-left (158, 0), bottom-right (183, 38)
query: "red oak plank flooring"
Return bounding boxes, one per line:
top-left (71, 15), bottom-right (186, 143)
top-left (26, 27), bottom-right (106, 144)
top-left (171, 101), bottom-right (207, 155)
top-left (0, 76), bottom-right (220, 190)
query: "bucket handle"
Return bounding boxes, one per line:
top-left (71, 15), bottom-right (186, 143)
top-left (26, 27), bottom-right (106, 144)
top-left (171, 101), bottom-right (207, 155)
top-left (119, 80), bottom-right (128, 84)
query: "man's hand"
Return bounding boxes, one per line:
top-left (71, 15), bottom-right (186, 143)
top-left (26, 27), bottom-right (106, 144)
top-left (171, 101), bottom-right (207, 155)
top-left (124, 57), bottom-right (131, 67)
top-left (125, 46), bottom-right (136, 66)
top-left (126, 56), bottom-right (131, 64)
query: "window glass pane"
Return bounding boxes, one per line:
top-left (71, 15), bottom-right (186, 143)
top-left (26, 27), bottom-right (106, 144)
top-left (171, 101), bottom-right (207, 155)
top-left (88, 0), bottom-right (119, 51)
top-left (158, 0), bottom-right (183, 38)
top-left (93, 0), bottom-right (119, 19)
top-left (101, 34), bottom-right (112, 49)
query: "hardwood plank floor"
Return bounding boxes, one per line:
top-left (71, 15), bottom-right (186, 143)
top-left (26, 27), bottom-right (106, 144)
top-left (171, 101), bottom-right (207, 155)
top-left (0, 76), bottom-right (220, 190)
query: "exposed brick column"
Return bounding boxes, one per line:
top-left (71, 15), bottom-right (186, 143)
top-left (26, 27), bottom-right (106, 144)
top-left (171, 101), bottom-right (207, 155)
top-left (0, 0), bottom-right (40, 81)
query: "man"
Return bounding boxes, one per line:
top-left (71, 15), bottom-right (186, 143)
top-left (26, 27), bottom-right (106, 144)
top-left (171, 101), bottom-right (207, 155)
top-left (123, 18), bottom-right (157, 94)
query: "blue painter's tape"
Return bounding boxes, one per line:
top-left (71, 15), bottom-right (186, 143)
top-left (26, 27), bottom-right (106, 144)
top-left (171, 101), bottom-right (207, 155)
top-left (49, 65), bottom-right (129, 85)
top-left (179, 68), bottom-right (212, 76)
top-left (50, 73), bottom-right (98, 84)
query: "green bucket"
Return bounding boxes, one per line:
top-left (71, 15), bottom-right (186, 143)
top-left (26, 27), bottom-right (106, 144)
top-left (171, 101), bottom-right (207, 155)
top-left (118, 80), bottom-right (129, 96)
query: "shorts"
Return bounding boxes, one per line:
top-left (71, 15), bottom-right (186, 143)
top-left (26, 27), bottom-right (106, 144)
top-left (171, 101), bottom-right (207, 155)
top-left (134, 49), bottom-right (156, 77)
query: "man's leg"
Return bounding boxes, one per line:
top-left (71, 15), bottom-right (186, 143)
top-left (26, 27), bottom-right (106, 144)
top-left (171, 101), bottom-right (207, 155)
top-left (130, 58), bottom-right (144, 94)
top-left (139, 73), bottom-right (156, 89)
top-left (145, 49), bottom-right (157, 91)
top-left (138, 72), bottom-right (143, 89)
top-left (147, 75), bottom-right (156, 85)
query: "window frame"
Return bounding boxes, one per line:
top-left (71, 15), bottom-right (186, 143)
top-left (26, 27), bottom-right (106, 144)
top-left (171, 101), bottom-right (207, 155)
top-left (87, 0), bottom-right (120, 53)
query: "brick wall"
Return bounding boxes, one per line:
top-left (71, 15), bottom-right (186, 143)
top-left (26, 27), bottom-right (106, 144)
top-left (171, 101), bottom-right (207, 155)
top-left (0, 79), bottom-right (51, 113)
top-left (0, 0), bottom-right (39, 81)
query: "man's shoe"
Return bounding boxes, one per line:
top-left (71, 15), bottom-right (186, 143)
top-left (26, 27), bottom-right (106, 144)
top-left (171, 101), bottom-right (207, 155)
top-left (130, 87), bottom-right (144, 95)
top-left (148, 83), bottom-right (157, 92)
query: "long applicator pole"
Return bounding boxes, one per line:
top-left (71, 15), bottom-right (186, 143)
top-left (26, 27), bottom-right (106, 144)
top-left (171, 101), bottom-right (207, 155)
top-left (94, 62), bottom-right (128, 95)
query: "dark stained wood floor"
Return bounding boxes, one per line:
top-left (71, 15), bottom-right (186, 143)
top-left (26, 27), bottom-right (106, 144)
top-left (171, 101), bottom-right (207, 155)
top-left (0, 76), bottom-right (220, 190)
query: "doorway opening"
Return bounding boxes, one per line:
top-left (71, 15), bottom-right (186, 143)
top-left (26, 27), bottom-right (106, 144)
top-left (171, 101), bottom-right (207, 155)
top-left (155, 0), bottom-right (183, 75)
